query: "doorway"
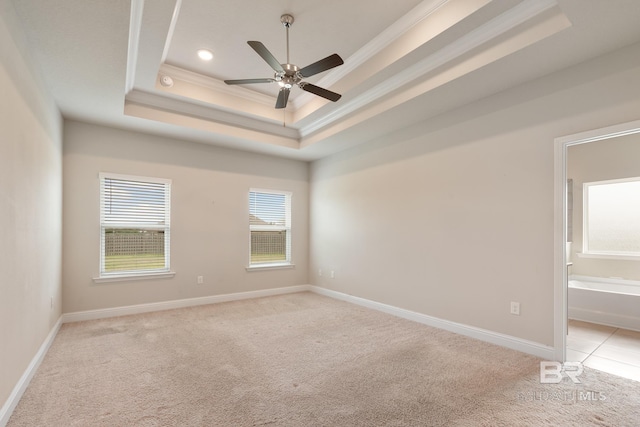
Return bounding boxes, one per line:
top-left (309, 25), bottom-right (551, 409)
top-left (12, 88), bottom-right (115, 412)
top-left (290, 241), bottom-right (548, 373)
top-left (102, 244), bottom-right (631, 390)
top-left (554, 119), bottom-right (640, 380)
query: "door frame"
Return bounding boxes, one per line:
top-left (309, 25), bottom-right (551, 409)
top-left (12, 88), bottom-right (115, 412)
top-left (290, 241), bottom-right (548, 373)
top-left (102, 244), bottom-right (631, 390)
top-left (553, 119), bottom-right (640, 361)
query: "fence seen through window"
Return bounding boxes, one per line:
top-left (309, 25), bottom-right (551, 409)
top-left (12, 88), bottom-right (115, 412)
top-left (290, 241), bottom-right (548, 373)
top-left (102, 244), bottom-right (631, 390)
top-left (104, 229), bottom-right (166, 272)
top-left (249, 190), bottom-right (291, 265)
top-left (100, 173), bottom-right (171, 276)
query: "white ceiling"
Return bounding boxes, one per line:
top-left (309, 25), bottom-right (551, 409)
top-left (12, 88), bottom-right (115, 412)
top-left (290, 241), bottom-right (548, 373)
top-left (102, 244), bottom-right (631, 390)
top-left (9, 0), bottom-right (640, 161)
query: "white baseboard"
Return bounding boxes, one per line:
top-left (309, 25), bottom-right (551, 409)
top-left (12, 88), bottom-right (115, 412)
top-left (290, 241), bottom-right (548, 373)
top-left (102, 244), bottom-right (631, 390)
top-left (1, 286), bottom-right (310, 425)
top-left (569, 307), bottom-right (640, 332)
top-left (309, 286), bottom-right (555, 360)
top-left (0, 316), bottom-right (63, 427)
top-left (3, 284), bottom-right (555, 426)
top-left (59, 285), bottom-right (555, 360)
top-left (62, 285), bottom-right (312, 323)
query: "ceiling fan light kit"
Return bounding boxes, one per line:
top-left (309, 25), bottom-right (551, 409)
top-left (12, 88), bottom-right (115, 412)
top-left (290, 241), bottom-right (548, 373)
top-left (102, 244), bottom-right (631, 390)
top-left (224, 14), bottom-right (344, 109)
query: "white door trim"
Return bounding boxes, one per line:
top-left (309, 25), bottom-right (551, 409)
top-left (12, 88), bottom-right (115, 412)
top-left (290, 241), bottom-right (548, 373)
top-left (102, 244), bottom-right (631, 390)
top-left (553, 119), bottom-right (640, 361)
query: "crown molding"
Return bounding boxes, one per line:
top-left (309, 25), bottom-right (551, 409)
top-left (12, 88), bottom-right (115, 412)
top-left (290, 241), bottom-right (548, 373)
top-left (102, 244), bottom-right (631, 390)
top-left (159, 63), bottom-right (276, 107)
top-left (291, 0), bottom-right (450, 110)
top-left (159, 0), bottom-right (452, 112)
top-left (125, 89), bottom-right (300, 140)
top-left (125, 0), bottom-right (145, 94)
top-left (154, 0), bottom-right (474, 140)
top-left (299, 0), bottom-right (561, 138)
top-left (152, 0), bottom-right (479, 140)
top-left (146, 0), bottom-right (563, 149)
top-left (160, 0), bottom-right (183, 63)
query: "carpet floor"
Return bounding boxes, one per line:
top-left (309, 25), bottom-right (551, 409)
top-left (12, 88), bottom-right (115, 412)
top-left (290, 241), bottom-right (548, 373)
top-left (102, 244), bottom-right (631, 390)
top-left (8, 292), bottom-right (640, 426)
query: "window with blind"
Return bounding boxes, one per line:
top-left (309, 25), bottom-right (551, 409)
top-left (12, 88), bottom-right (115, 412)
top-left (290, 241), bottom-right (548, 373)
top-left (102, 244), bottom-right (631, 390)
top-left (583, 177), bottom-right (640, 256)
top-left (99, 173), bottom-right (171, 277)
top-left (249, 189), bottom-right (292, 266)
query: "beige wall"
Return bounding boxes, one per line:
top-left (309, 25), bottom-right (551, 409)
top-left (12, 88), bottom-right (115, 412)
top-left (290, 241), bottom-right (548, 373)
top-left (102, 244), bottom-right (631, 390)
top-left (62, 121), bottom-right (309, 313)
top-left (0, 2), bottom-right (63, 413)
top-left (3, 1), bottom-right (640, 413)
top-left (310, 42), bottom-right (640, 347)
top-left (568, 132), bottom-right (640, 281)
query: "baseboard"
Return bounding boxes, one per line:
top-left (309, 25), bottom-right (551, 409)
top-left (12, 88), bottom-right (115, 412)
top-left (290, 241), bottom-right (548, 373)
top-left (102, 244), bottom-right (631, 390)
top-left (3, 284), bottom-right (554, 426)
top-left (569, 307), bottom-right (640, 332)
top-left (309, 286), bottom-right (555, 360)
top-left (2, 286), bottom-right (312, 425)
top-left (62, 285), bottom-right (312, 323)
top-left (0, 316), bottom-right (63, 427)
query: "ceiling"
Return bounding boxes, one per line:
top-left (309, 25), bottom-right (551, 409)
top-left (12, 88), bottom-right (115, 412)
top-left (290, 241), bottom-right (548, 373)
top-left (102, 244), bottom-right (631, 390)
top-left (9, 0), bottom-right (640, 161)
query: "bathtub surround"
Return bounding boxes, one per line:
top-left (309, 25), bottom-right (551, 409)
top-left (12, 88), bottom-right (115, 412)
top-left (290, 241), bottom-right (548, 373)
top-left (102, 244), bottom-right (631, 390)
top-left (569, 277), bottom-right (640, 331)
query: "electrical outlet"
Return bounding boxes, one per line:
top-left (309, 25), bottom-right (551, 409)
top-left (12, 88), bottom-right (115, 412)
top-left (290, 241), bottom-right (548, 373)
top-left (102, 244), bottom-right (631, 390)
top-left (510, 301), bottom-right (520, 316)
top-left (50, 296), bottom-right (53, 309)
top-left (330, 270), bottom-right (335, 279)
top-left (318, 269), bottom-right (323, 277)
top-left (197, 276), bottom-right (204, 285)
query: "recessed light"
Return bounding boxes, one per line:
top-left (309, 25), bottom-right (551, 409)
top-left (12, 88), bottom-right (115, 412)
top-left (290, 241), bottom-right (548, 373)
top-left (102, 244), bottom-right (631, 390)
top-left (197, 49), bottom-right (213, 61)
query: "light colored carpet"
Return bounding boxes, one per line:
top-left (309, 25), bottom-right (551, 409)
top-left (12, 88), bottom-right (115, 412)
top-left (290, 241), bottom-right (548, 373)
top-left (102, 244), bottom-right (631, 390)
top-left (8, 292), bottom-right (640, 426)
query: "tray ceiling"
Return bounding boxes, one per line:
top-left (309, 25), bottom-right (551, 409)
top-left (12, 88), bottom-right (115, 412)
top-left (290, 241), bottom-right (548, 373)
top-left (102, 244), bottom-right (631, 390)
top-left (10, 0), bottom-right (640, 160)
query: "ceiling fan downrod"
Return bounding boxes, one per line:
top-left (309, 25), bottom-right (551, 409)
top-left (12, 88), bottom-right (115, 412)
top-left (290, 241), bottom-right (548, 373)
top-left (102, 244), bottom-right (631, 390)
top-left (281, 14), bottom-right (294, 65)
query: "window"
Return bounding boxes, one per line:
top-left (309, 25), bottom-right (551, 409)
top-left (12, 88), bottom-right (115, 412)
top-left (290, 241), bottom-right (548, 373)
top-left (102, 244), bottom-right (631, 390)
top-left (99, 173), bottom-right (171, 278)
top-left (583, 177), bottom-right (640, 256)
top-left (249, 189), bottom-right (292, 266)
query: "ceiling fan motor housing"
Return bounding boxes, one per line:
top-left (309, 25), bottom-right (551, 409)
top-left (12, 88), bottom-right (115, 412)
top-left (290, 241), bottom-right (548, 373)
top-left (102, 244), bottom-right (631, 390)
top-left (276, 63), bottom-right (301, 88)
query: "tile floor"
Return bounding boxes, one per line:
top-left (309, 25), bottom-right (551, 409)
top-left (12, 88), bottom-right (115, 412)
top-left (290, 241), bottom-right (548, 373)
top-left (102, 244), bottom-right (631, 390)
top-left (567, 319), bottom-right (640, 382)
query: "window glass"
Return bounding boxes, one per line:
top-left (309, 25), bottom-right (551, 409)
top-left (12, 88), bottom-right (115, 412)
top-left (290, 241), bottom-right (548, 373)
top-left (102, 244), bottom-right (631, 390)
top-left (100, 173), bottom-right (171, 276)
top-left (249, 190), bottom-right (291, 265)
top-left (584, 178), bottom-right (640, 255)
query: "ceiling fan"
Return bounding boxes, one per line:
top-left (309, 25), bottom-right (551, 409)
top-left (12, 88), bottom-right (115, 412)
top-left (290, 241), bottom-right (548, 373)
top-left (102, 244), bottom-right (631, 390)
top-left (224, 14), bottom-right (344, 109)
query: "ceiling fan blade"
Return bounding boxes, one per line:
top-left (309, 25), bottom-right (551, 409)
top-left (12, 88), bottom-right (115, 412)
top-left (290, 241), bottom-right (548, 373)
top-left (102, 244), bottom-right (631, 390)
top-left (275, 88), bottom-right (290, 109)
top-left (247, 41), bottom-right (284, 73)
top-left (298, 54), bottom-right (344, 78)
top-left (224, 78), bottom-right (274, 85)
top-left (299, 83), bottom-right (341, 102)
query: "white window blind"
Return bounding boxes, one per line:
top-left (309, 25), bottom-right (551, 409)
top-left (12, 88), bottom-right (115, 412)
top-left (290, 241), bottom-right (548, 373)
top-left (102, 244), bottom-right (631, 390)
top-left (583, 177), bottom-right (640, 256)
top-left (249, 189), bottom-right (292, 265)
top-left (99, 173), bottom-right (171, 276)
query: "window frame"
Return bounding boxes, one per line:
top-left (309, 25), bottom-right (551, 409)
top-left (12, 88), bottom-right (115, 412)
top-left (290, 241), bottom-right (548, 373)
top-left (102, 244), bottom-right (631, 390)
top-left (96, 172), bottom-right (174, 282)
top-left (247, 188), bottom-right (293, 270)
top-left (582, 176), bottom-right (640, 259)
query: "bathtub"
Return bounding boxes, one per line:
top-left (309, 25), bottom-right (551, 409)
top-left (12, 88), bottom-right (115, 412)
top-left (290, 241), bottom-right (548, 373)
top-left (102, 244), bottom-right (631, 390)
top-left (568, 277), bottom-right (640, 331)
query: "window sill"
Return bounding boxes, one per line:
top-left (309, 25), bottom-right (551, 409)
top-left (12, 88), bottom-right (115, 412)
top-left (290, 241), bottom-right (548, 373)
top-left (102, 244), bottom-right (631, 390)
top-left (577, 252), bottom-right (640, 261)
top-left (245, 263), bottom-right (295, 272)
top-left (93, 271), bottom-right (176, 284)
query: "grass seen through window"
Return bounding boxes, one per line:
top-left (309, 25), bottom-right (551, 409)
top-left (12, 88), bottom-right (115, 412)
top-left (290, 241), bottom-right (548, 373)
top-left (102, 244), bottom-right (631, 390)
top-left (104, 254), bottom-right (165, 272)
top-left (103, 229), bottom-right (166, 273)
